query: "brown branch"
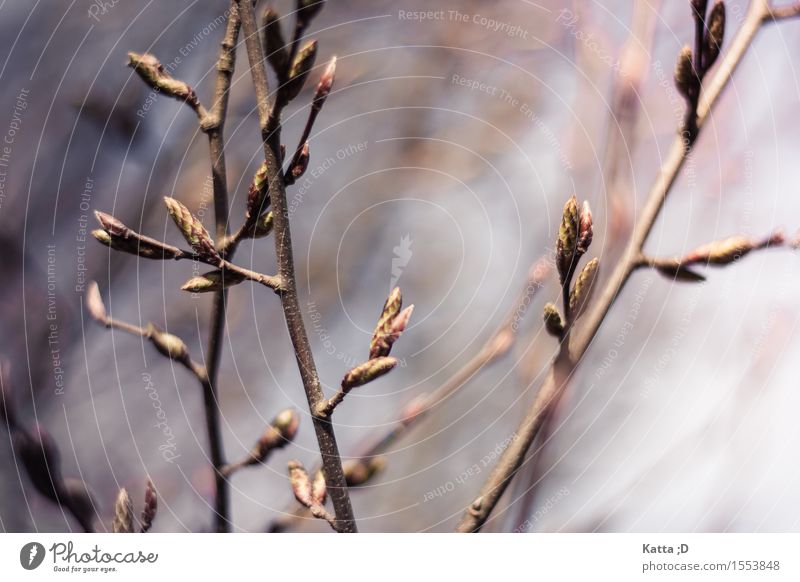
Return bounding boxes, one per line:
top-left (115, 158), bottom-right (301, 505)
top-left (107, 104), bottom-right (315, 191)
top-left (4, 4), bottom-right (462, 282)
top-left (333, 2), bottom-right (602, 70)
top-left (197, 2), bottom-right (240, 532)
top-left (457, 0), bottom-right (800, 533)
top-left (235, 0), bottom-right (357, 533)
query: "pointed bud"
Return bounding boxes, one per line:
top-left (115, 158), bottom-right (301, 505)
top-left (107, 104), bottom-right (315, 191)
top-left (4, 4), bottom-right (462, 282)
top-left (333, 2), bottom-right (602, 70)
top-left (272, 408), bottom-right (301, 441)
top-left (164, 197), bottom-right (219, 262)
top-left (290, 142), bottom-right (310, 180)
top-left (569, 258), bottom-right (599, 319)
top-left (287, 460), bottom-right (314, 508)
top-left (283, 40), bottom-right (318, 102)
top-left (127, 52), bottom-right (201, 111)
top-left (343, 457), bottom-right (386, 487)
top-left (258, 409), bottom-right (300, 456)
top-left (296, 0), bottom-right (325, 27)
top-left (146, 323), bottom-right (189, 363)
top-left (112, 488), bottom-right (134, 533)
top-left (246, 162), bottom-right (270, 219)
top-left (682, 235), bottom-right (753, 265)
top-left (94, 210), bottom-right (129, 237)
top-left (140, 478), bottom-right (157, 533)
top-left (222, 410), bottom-right (300, 476)
top-left (181, 274), bottom-right (221, 294)
top-left (371, 305), bottom-right (414, 360)
top-left (703, 1), bottom-right (725, 70)
top-left (181, 270), bottom-right (246, 293)
top-left (556, 196), bottom-right (580, 285)
top-left (313, 56), bottom-right (336, 110)
top-left (342, 357), bottom-right (397, 392)
top-left (369, 287), bottom-right (403, 359)
top-left (542, 302), bottom-right (565, 337)
top-left (242, 409), bottom-right (301, 469)
top-left (85, 281), bottom-right (108, 324)
top-left (311, 470), bottom-right (327, 505)
top-left (392, 305), bottom-right (415, 335)
top-left (262, 7), bottom-right (289, 77)
top-left (93, 211), bottom-right (183, 260)
top-left (674, 45), bottom-right (695, 100)
top-left (577, 200), bottom-right (593, 254)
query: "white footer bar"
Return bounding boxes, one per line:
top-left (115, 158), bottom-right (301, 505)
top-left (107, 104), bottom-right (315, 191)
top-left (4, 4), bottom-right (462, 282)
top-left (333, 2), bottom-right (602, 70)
top-left (1, 533), bottom-right (796, 581)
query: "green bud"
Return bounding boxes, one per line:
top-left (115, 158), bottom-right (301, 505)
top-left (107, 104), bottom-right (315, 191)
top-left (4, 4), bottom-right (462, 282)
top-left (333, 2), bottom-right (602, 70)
top-left (147, 323), bottom-right (189, 362)
top-left (127, 52), bottom-right (200, 111)
top-left (112, 488), bottom-right (134, 533)
top-left (556, 196), bottom-right (579, 285)
top-left (164, 197), bottom-right (219, 262)
top-left (569, 258), bottom-right (599, 319)
top-left (341, 357), bottom-right (397, 392)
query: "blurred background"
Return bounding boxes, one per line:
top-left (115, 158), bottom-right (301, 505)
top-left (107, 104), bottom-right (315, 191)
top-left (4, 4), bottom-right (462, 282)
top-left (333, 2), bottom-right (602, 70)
top-left (2, 0), bottom-right (800, 532)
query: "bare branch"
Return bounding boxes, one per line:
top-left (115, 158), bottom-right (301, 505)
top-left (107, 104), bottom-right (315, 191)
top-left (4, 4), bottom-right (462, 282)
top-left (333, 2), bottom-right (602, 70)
top-left (235, 0), bottom-right (357, 532)
top-left (457, 0), bottom-right (796, 533)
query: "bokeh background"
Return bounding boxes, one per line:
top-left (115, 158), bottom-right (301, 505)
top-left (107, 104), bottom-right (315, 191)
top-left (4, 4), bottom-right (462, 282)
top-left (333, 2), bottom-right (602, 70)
top-left (2, 0), bottom-right (800, 532)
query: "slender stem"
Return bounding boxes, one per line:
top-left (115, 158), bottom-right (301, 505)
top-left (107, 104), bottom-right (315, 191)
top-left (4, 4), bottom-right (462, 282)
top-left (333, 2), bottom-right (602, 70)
top-left (235, 0), bottom-right (357, 532)
top-left (457, 0), bottom-right (797, 533)
top-left (767, 2), bottom-right (800, 20)
top-left (196, 3), bottom-right (240, 533)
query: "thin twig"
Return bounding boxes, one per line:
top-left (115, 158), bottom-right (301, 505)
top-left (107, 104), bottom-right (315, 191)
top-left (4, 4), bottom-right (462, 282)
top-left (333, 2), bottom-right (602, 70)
top-left (457, 0), bottom-right (800, 533)
top-left (767, 2), bottom-right (800, 20)
top-left (103, 316), bottom-right (208, 386)
top-left (197, 3), bottom-right (241, 532)
top-left (235, 0), bottom-right (357, 533)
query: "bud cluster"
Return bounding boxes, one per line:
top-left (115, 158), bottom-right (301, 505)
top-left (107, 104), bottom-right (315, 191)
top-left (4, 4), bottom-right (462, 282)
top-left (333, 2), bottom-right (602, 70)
top-left (113, 479), bottom-right (159, 533)
top-left (287, 460), bottom-right (333, 527)
top-left (549, 196), bottom-right (598, 334)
